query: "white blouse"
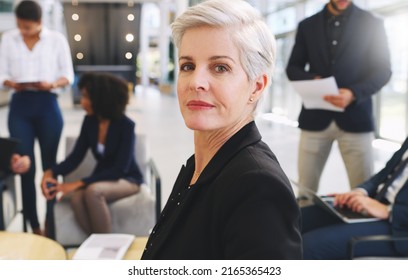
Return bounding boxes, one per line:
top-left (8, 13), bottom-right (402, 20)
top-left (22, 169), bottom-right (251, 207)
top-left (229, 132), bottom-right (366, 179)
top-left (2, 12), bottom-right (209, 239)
top-left (0, 27), bottom-right (74, 91)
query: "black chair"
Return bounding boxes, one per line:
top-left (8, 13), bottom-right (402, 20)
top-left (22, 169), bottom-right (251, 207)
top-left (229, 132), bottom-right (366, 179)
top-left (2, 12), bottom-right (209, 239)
top-left (348, 234), bottom-right (408, 259)
top-left (0, 174), bottom-right (18, 231)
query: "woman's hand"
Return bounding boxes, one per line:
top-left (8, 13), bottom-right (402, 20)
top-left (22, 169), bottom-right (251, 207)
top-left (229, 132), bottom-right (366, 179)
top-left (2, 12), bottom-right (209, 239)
top-left (346, 195), bottom-right (390, 220)
top-left (41, 169), bottom-right (57, 200)
top-left (55, 181), bottom-right (84, 201)
top-left (3, 80), bottom-right (26, 91)
top-left (334, 190), bottom-right (365, 208)
top-left (334, 190), bottom-right (389, 220)
top-left (34, 81), bottom-right (54, 91)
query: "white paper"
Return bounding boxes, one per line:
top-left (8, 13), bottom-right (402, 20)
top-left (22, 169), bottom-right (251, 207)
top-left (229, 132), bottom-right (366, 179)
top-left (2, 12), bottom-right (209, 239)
top-left (290, 76), bottom-right (344, 112)
top-left (73, 233), bottom-right (135, 260)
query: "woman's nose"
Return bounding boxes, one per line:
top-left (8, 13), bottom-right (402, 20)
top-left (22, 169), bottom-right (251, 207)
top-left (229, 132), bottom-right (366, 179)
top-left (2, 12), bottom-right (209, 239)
top-left (189, 67), bottom-right (210, 92)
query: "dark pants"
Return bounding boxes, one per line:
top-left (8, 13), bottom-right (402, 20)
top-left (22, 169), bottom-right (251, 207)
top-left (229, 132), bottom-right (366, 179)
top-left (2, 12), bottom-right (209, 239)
top-left (301, 205), bottom-right (397, 259)
top-left (8, 91), bottom-right (63, 231)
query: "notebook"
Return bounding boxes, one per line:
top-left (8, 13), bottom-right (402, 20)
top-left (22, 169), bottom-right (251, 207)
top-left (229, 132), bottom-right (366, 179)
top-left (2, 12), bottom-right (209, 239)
top-left (312, 194), bottom-right (381, 224)
top-left (0, 137), bottom-right (20, 171)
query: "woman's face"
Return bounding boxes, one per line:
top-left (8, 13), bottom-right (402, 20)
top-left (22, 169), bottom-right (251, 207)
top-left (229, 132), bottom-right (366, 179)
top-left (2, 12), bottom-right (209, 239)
top-left (80, 89), bottom-right (93, 115)
top-left (16, 18), bottom-right (41, 39)
top-left (177, 26), bottom-right (263, 132)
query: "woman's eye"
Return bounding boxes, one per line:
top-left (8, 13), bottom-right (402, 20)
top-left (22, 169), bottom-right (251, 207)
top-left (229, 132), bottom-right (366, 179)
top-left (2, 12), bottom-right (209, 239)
top-left (214, 65), bottom-right (229, 73)
top-left (180, 63), bottom-right (194, 71)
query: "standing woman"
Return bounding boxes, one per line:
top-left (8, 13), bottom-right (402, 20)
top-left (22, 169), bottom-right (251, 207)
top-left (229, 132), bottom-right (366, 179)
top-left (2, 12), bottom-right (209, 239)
top-left (142, 0), bottom-right (302, 259)
top-left (0, 0), bottom-right (74, 235)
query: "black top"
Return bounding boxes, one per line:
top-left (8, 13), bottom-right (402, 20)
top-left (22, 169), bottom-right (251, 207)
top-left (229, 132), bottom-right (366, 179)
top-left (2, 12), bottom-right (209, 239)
top-left (142, 122), bottom-right (302, 260)
top-left (324, 4), bottom-right (351, 61)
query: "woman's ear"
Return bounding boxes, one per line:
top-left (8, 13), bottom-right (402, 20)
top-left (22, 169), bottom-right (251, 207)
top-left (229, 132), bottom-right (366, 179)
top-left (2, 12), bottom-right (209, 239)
top-left (249, 74), bottom-right (268, 102)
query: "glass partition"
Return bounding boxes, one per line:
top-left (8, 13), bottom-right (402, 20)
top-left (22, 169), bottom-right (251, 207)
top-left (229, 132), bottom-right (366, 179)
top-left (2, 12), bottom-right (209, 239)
top-left (377, 12), bottom-right (408, 142)
top-left (0, 0), bottom-right (12, 13)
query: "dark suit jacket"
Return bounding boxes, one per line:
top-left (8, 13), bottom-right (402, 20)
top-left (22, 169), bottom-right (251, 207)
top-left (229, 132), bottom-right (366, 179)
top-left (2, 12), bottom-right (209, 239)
top-left (286, 3), bottom-right (391, 132)
top-left (358, 137), bottom-right (408, 255)
top-left (141, 122), bottom-right (302, 260)
top-left (51, 115), bottom-right (144, 185)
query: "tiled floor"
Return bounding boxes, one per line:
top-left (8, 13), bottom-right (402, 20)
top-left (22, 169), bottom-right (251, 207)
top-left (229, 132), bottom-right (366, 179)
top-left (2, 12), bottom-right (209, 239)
top-left (0, 85), bottom-right (400, 232)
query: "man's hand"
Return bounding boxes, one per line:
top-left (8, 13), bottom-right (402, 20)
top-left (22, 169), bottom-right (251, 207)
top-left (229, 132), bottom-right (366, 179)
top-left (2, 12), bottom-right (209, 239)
top-left (10, 154), bottom-right (31, 174)
top-left (323, 88), bottom-right (355, 108)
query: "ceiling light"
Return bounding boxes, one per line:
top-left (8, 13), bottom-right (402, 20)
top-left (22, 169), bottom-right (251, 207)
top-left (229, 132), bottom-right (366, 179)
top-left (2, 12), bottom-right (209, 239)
top-left (126, 34), bottom-right (134, 42)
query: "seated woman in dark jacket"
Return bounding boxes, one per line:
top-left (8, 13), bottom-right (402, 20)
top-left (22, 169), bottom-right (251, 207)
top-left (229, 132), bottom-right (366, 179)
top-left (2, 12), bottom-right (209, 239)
top-left (41, 72), bottom-right (143, 234)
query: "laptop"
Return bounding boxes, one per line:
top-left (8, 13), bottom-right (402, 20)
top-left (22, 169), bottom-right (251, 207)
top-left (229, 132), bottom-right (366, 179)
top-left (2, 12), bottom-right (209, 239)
top-left (312, 194), bottom-right (381, 224)
top-left (0, 137), bottom-right (20, 171)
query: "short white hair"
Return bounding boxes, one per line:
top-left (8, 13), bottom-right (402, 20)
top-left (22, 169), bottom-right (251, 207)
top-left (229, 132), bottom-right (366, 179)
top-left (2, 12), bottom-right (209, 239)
top-left (171, 0), bottom-right (276, 84)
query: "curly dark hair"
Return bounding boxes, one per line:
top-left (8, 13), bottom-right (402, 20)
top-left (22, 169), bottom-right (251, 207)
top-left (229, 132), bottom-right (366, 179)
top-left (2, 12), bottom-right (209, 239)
top-left (15, 0), bottom-right (42, 21)
top-left (77, 72), bottom-right (129, 120)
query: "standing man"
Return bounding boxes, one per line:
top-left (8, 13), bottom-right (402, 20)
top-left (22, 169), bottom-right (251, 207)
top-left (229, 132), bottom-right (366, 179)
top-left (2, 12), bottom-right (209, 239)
top-left (286, 0), bottom-right (391, 196)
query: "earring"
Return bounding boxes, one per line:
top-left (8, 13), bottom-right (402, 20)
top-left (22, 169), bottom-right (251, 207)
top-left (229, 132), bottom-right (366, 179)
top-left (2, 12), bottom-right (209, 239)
top-left (249, 98), bottom-right (254, 102)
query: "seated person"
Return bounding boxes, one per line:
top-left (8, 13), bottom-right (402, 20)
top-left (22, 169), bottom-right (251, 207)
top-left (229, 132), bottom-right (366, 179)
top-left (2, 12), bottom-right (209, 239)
top-left (302, 136), bottom-right (408, 259)
top-left (41, 72), bottom-right (144, 234)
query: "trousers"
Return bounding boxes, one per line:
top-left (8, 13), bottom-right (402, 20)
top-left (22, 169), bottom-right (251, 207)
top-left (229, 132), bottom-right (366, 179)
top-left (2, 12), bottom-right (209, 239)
top-left (298, 121), bottom-right (374, 195)
top-left (8, 91), bottom-right (63, 230)
top-left (302, 205), bottom-right (397, 259)
top-left (70, 179), bottom-right (140, 234)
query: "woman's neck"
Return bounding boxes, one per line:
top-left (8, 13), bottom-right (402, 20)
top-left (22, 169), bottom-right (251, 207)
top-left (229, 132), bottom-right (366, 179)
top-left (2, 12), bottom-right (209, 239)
top-left (98, 119), bottom-right (110, 144)
top-left (193, 117), bottom-right (253, 177)
top-left (23, 32), bottom-right (41, 51)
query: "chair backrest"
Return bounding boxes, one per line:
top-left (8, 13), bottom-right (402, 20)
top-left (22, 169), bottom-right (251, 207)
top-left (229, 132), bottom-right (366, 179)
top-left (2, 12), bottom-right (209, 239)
top-left (0, 176), bottom-right (17, 230)
top-left (64, 134), bottom-right (149, 183)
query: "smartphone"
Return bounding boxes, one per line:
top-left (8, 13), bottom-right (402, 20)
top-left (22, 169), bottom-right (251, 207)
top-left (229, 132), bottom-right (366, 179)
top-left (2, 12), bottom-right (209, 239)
top-left (46, 181), bottom-right (56, 196)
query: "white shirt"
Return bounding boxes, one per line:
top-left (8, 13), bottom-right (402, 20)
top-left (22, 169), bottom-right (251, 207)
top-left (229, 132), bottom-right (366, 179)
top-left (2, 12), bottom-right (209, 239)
top-left (356, 150), bottom-right (408, 205)
top-left (384, 150), bottom-right (408, 204)
top-left (0, 27), bottom-right (74, 91)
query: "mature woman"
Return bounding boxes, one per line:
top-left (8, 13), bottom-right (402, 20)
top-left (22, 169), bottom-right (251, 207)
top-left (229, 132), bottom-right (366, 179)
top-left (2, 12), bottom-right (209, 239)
top-left (41, 72), bottom-right (143, 235)
top-left (0, 0), bottom-right (74, 235)
top-left (141, 0), bottom-right (302, 260)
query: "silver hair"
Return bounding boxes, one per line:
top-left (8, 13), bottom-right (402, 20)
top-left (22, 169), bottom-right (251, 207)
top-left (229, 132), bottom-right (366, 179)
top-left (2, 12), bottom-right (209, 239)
top-left (171, 0), bottom-right (276, 84)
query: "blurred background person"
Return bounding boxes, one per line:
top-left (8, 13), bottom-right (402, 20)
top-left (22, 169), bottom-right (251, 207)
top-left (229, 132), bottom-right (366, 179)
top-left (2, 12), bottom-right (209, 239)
top-left (286, 0), bottom-right (391, 198)
top-left (0, 0), bottom-right (74, 235)
top-left (41, 72), bottom-right (143, 235)
top-left (141, 0), bottom-right (302, 260)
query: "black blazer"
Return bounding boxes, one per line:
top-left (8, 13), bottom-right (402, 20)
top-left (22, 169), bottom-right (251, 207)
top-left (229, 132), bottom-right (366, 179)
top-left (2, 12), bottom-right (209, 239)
top-left (358, 137), bottom-right (408, 255)
top-left (142, 122), bottom-right (302, 260)
top-left (286, 3), bottom-right (391, 132)
top-left (51, 115), bottom-right (144, 185)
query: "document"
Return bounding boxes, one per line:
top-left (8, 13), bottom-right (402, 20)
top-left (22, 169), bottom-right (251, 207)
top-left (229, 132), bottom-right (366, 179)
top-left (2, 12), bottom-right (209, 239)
top-left (290, 76), bottom-right (344, 112)
top-left (72, 233), bottom-right (135, 260)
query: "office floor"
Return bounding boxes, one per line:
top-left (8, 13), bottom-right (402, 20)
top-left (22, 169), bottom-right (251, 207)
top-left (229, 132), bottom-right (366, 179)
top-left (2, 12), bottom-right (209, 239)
top-left (0, 85), bottom-right (399, 232)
